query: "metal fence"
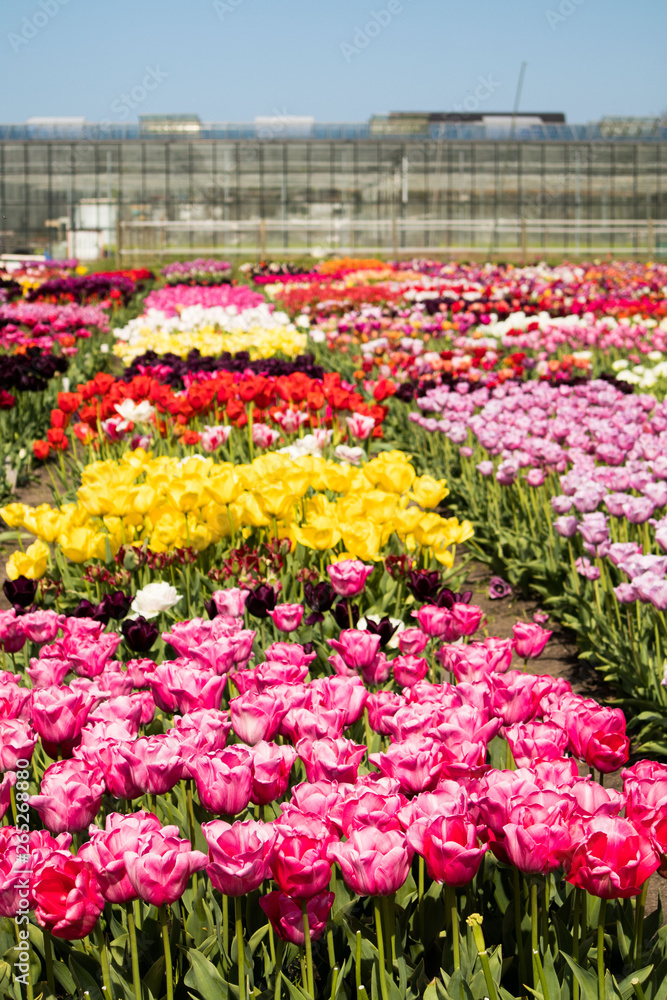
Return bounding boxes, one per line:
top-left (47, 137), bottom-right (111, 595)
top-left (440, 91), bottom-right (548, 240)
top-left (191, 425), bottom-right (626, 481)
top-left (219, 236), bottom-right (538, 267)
top-left (116, 217), bottom-right (667, 263)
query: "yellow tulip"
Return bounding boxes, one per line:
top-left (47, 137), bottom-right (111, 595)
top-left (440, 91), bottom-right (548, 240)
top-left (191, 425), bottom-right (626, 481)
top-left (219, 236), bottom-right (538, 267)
top-left (411, 475), bottom-right (450, 508)
top-left (6, 540), bottom-right (49, 580)
top-left (0, 503), bottom-right (26, 528)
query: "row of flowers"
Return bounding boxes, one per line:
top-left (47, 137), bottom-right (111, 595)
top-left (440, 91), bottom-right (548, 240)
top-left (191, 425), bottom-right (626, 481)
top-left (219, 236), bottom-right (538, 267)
top-left (0, 565), bottom-right (665, 999)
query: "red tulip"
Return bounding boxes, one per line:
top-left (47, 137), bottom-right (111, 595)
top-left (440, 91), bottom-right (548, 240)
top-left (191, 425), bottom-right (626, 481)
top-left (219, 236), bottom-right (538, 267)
top-left (566, 816), bottom-right (660, 898)
top-left (33, 854), bottom-right (104, 939)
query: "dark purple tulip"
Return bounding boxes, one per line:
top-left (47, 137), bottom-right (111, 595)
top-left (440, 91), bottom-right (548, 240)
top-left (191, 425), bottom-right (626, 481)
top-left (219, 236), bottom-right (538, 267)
top-left (245, 584), bottom-right (277, 619)
top-left (122, 616), bottom-right (159, 653)
top-left (3, 576), bottom-right (37, 609)
top-left (363, 616), bottom-right (398, 647)
top-left (332, 599), bottom-right (359, 629)
top-left (407, 570), bottom-right (442, 602)
top-left (304, 581), bottom-right (335, 614)
top-left (99, 591), bottom-right (132, 621)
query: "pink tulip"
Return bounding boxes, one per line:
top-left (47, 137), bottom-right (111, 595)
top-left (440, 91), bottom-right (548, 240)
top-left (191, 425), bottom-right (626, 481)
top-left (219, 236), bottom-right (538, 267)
top-left (211, 587), bottom-right (249, 618)
top-left (327, 560), bottom-right (373, 597)
top-left (80, 812), bottom-right (174, 904)
top-left (264, 642), bottom-right (317, 667)
top-left (188, 748), bottom-right (253, 816)
top-left (370, 738), bottom-right (446, 795)
top-left (328, 827), bottom-right (412, 896)
top-left (147, 662), bottom-right (227, 714)
top-left (267, 604), bottom-right (304, 633)
top-left (333, 786), bottom-right (407, 837)
top-left (230, 692), bottom-right (284, 745)
top-left (346, 412), bottom-right (376, 441)
top-left (132, 736), bottom-right (185, 794)
top-left (28, 759), bottom-right (105, 834)
top-left (393, 654), bottom-right (429, 687)
top-left (99, 741), bottom-right (149, 800)
top-left (310, 675), bottom-right (368, 726)
top-left (203, 819), bottom-right (276, 896)
top-left (414, 814), bottom-right (487, 886)
top-left (328, 630), bottom-right (381, 670)
top-left (505, 722), bottom-right (569, 767)
top-left (296, 737), bottom-right (367, 784)
top-left (124, 833), bottom-right (208, 906)
top-left (20, 610), bottom-right (60, 644)
top-left (260, 890), bottom-right (335, 945)
top-left (413, 605), bottom-right (451, 638)
top-left (250, 742), bottom-right (297, 806)
top-left (271, 834), bottom-right (334, 899)
top-left (512, 621), bottom-right (553, 660)
top-left (398, 628), bottom-right (429, 656)
top-left (31, 686), bottom-right (97, 756)
top-left (0, 773), bottom-right (16, 823)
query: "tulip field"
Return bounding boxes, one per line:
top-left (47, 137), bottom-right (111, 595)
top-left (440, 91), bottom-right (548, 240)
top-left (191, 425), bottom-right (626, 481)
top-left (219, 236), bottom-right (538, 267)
top-left (2, 256), bottom-right (667, 1000)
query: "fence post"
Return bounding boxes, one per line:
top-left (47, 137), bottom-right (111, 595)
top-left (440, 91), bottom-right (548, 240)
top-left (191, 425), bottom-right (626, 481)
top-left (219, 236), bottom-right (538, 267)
top-left (648, 218), bottom-right (654, 258)
top-left (392, 216), bottom-right (398, 258)
top-left (115, 219), bottom-right (121, 269)
top-left (259, 218), bottom-right (266, 259)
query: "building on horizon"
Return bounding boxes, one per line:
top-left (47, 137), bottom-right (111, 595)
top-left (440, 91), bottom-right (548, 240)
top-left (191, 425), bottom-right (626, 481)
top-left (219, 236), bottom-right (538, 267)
top-left (0, 112), bottom-right (665, 259)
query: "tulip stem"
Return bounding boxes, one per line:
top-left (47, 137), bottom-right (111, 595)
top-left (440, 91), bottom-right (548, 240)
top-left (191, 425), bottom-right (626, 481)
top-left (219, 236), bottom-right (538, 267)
top-left (235, 896), bottom-right (246, 1000)
top-left (159, 906), bottom-right (174, 1000)
top-left (597, 898), bottom-right (607, 1000)
top-left (126, 902), bottom-right (142, 1000)
top-left (95, 923), bottom-right (114, 1000)
top-left (572, 889), bottom-right (581, 1000)
top-left (302, 901), bottom-right (316, 997)
top-left (43, 928), bottom-right (56, 1000)
top-left (330, 966), bottom-right (339, 1000)
top-left (355, 930), bottom-right (363, 999)
top-left (222, 894), bottom-right (229, 970)
top-left (274, 939), bottom-right (283, 999)
top-left (633, 882), bottom-right (648, 964)
top-left (513, 868), bottom-right (527, 988)
top-left (418, 857), bottom-right (425, 944)
top-left (446, 885), bottom-right (460, 972)
top-left (373, 898), bottom-right (391, 1000)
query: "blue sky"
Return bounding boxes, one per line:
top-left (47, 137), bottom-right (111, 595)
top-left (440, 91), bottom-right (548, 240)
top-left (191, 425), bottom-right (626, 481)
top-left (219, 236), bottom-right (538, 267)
top-left (1, 0), bottom-right (665, 124)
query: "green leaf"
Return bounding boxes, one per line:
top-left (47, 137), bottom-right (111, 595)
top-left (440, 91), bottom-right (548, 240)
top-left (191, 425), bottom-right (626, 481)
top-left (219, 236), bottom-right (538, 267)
top-left (561, 952), bottom-right (601, 1000)
top-left (68, 952), bottom-right (105, 1000)
top-left (52, 959), bottom-right (78, 998)
top-left (183, 947), bottom-right (229, 1000)
top-left (616, 965), bottom-right (653, 1000)
top-left (281, 974), bottom-right (312, 1000)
